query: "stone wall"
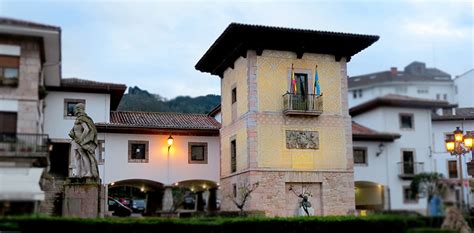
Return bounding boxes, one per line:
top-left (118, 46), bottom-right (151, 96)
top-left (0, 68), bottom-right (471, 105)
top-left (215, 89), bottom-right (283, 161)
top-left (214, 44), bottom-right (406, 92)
top-left (220, 170), bottom-right (355, 217)
top-left (0, 37), bottom-right (42, 134)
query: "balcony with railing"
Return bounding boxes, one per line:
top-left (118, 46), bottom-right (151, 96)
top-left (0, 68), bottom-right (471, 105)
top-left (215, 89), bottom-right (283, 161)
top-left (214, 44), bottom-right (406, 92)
top-left (283, 93), bottom-right (323, 116)
top-left (397, 162), bottom-right (424, 179)
top-left (0, 133), bottom-right (49, 157)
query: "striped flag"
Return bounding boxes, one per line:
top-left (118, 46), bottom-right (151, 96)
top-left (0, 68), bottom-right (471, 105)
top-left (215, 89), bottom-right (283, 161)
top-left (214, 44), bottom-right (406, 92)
top-left (314, 65), bottom-right (321, 96)
top-left (291, 64), bottom-right (297, 94)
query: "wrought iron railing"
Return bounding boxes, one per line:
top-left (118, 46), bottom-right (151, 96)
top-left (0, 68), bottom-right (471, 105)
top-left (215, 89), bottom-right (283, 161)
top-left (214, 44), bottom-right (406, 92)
top-left (397, 162), bottom-right (424, 178)
top-left (0, 133), bottom-right (49, 156)
top-left (283, 93), bottom-right (323, 114)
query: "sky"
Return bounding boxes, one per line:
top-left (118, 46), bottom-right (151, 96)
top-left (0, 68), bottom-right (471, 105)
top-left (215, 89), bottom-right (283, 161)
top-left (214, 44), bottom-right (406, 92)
top-left (0, 0), bottom-right (472, 99)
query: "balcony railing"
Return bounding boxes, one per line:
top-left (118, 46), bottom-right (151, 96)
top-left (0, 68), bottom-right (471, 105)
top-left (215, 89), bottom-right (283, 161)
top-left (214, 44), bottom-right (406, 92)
top-left (283, 93), bottom-right (323, 116)
top-left (0, 133), bottom-right (49, 157)
top-left (397, 162), bottom-right (424, 179)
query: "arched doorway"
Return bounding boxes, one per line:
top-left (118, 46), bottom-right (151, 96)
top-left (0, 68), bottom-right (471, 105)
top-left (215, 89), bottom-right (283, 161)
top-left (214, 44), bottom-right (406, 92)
top-left (355, 181), bottom-right (385, 213)
top-left (170, 179), bottom-right (219, 215)
top-left (108, 179), bottom-right (163, 216)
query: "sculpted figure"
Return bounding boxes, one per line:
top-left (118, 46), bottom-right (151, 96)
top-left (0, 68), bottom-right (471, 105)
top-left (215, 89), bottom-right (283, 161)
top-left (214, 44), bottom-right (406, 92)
top-left (68, 103), bottom-right (99, 178)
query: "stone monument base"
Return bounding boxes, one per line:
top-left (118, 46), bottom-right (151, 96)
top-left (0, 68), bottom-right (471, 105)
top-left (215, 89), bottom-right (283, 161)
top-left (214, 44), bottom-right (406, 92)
top-left (63, 177), bottom-right (101, 218)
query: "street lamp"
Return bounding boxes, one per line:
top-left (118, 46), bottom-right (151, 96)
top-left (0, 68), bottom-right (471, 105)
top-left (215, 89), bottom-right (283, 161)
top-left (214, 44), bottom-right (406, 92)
top-left (445, 127), bottom-right (473, 212)
top-left (167, 135), bottom-right (174, 184)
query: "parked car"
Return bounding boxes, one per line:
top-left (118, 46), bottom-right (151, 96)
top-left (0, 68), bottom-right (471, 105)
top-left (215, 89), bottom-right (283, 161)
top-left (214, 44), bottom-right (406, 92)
top-left (108, 197), bottom-right (132, 217)
top-left (130, 199), bottom-right (146, 213)
top-left (183, 195), bottom-right (195, 209)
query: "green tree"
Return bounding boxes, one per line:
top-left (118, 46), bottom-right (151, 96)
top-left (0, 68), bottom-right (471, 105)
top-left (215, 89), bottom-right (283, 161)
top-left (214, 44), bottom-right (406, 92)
top-left (117, 86), bottom-right (220, 114)
top-left (410, 172), bottom-right (448, 215)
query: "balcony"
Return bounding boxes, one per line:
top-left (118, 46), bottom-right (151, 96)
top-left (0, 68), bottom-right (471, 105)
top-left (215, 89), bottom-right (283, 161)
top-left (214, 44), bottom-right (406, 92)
top-left (283, 93), bottom-right (323, 116)
top-left (397, 162), bottom-right (424, 179)
top-left (0, 133), bottom-right (49, 157)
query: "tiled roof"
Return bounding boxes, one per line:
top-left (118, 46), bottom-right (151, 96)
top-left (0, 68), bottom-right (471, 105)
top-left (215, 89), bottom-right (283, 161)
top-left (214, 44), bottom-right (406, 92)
top-left (432, 108), bottom-right (474, 121)
top-left (208, 104), bottom-right (221, 117)
top-left (60, 78), bottom-right (126, 90)
top-left (47, 78), bottom-right (127, 111)
top-left (349, 62), bottom-right (452, 89)
top-left (352, 121), bottom-right (400, 141)
top-left (350, 94), bottom-right (454, 117)
top-left (196, 23), bottom-right (379, 77)
top-left (100, 111), bottom-right (221, 130)
top-left (0, 17), bottom-right (60, 31)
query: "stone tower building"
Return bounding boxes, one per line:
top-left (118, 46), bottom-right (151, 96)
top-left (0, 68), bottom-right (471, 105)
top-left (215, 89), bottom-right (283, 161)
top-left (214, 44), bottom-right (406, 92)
top-left (196, 23), bottom-right (378, 216)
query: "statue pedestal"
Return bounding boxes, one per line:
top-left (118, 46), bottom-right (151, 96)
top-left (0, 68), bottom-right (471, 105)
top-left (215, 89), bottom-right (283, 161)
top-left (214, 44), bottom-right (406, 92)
top-left (298, 207), bottom-right (315, 216)
top-left (63, 177), bottom-right (101, 218)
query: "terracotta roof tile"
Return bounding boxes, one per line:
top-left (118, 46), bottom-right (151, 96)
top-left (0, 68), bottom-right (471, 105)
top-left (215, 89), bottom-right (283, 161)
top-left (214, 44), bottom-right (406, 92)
top-left (352, 121), bottom-right (401, 141)
top-left (350, 94), bottom-right (454, 117)
top-left (99, 111), bottom-right (221, 130)
top-left (432, 108), bottom-right (474, 121)
top-left (348, 61), bottom-right (452, 89)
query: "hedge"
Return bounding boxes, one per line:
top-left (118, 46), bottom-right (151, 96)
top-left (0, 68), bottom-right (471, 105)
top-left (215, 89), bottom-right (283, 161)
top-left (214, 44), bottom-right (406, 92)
top-left (0, 215), bottom-right (429, 233)
top-left (407, 228), bottom-right (459, 233)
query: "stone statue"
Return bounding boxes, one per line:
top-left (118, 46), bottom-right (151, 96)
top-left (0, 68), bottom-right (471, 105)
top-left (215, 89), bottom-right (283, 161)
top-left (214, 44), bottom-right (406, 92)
top-left (68, 103), bottom-right (99, 178)
top-left (289, 184), bottom-right (315, 216)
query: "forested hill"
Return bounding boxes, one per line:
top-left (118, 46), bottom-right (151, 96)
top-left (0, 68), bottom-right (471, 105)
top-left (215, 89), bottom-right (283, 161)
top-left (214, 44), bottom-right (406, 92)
top-left (117, 86), bottom-right (220, 114)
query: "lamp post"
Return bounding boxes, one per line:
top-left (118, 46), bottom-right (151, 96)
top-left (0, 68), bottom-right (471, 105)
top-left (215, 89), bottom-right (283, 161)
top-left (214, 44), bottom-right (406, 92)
top-left (167, 135), bottom-right (174, 184)
top-left (445, 127), bottom-right (473, 212)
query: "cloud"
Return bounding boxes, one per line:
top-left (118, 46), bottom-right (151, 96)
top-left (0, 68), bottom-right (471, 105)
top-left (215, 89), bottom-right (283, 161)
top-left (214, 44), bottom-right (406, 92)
top-left (2, 0), bottom-right (472, 97)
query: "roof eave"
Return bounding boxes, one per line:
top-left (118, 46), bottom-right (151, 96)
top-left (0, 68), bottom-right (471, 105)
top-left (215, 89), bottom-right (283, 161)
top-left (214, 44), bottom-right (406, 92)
top-left (352, 134), bottom-right (401, 142)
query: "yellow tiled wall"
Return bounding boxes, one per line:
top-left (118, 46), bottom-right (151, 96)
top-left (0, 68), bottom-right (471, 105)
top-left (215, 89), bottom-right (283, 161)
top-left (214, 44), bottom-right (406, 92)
top-left (257, 51), bottom-right (342, 115)
top-left (256, 50), bottom-right (347, 170)
top-left (221, 57), bottom-right (248, 127)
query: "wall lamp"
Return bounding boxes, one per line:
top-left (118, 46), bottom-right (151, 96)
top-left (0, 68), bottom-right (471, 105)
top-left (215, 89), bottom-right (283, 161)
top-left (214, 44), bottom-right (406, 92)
top-left (167, 135), bottom-right (174, 151)
top-left (376, 143), bottom-right (385, 157)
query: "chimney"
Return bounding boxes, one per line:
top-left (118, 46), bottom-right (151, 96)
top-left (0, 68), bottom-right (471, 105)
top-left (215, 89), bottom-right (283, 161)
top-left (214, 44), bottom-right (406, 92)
top-left (390, 67), bottom-right (397, 77)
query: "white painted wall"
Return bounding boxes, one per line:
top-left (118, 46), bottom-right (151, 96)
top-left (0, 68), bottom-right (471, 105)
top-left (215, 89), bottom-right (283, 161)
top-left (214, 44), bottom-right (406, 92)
top-left (454, 70), bottom-right (474, 108)
top-left (213, 112), bottom-right (222, 123)
top-left (44, 91), bottom-right (110, 139)
top-left (353, 107), bottom-right (436, 212)
top-left (0, 167), bottom-right (44, 201)
top-left (432, 120), bottom-right (474, 207)
top-left (100, 133), bottom-right (220, 186)
top-left (349, 82), bottom-right (456, 108)
top-left (354, 141), bottom-right (391, 186)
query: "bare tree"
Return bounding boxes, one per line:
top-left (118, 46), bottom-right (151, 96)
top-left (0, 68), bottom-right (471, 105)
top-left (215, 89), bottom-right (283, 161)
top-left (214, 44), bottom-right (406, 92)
top-left (228, 181), bottom-right (259, 216)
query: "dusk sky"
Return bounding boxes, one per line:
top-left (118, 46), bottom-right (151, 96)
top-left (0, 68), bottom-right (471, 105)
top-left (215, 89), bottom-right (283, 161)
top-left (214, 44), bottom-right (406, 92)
top-left (1, 0), bottom-right (472, 99)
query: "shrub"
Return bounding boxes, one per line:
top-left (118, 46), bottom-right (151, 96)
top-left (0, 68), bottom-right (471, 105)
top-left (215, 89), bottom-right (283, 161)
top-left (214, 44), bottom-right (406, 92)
top-left (407, 228), bottom-right (459, 233)
top-left (0, 215), bottom-right (428, 233)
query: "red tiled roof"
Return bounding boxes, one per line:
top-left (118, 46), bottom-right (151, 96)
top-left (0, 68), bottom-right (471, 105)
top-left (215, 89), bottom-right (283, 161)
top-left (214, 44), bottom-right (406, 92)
top-left (352, 121), bottom-right (400, 141)
top-left (350, 94), bottom-right (454, 117)
top-left (100, 111), bottom-right (221, 130)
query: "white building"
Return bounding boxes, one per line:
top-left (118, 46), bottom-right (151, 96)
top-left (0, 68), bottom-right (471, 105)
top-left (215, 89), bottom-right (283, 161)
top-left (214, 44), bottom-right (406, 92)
top-left (96, 111), bottom-right (220, 213)
top-left (454, 69), bottom-right (474, 108)
top-left (431, 107), bottom-right (474, 209)
top-left (348, 61), bottom-right (455, 108)
top-left (41, 77), bottom-right (222, 215)
top-left (351, 94), bottom-right (452, 213)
